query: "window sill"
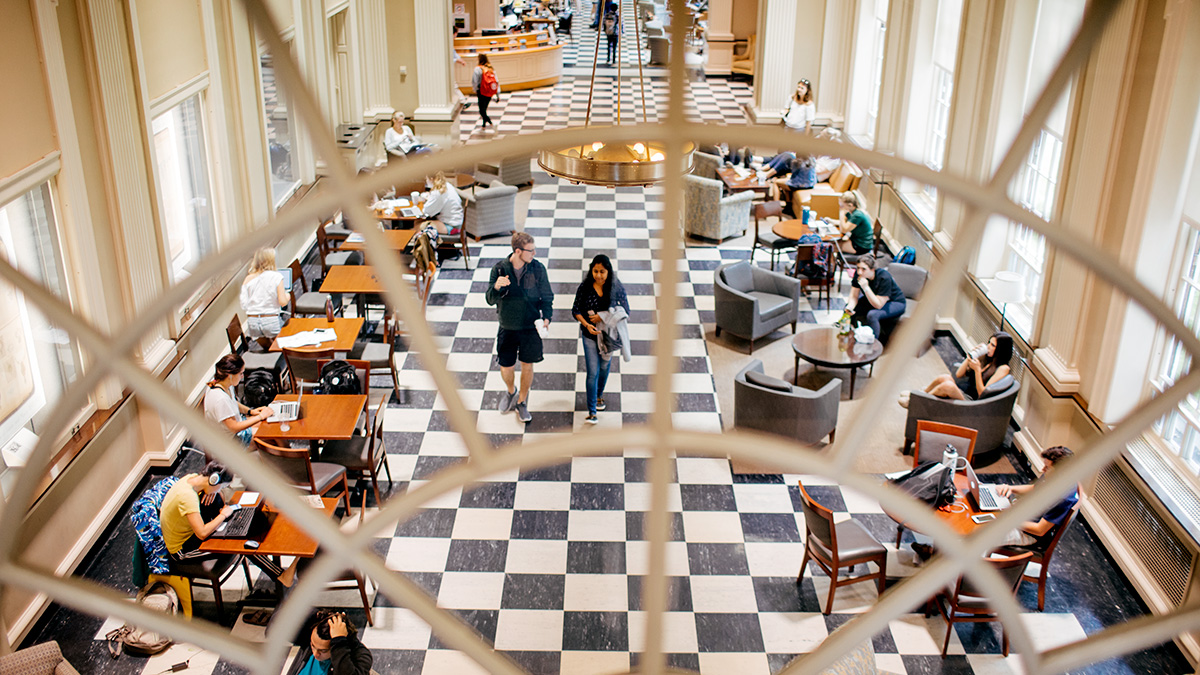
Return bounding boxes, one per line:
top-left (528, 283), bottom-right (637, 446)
top-left (894, 190), bottom-right (937, 236)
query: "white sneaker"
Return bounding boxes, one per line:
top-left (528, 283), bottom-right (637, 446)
top-left (898, 391), bottom-right (911, 408)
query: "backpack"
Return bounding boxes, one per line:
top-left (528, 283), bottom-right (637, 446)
top-left (242, 369), bottom-right (280, 409)
top-left (106, 581), bottom-right (179, 657)
top-left (891, 461), bottom-right (956, 509)
top-left (480, 68), bottom-right (499, 97)
top-left (317, 359), bottom-right (361, 395)
top-left (894, 245), bottom-right (916, 265)
top-left (603, 11), bottom-right (618, 36)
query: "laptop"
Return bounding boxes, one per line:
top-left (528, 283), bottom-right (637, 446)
top-left (963, 461), bottom-right (1011, 512)
top-left (209, 500), bottom-right (276, 540)
top-left (277, 267), bottom-right (292, 289)
top-left (267, 388), bottom-right (303, 423)
top-left (400, 206), bottom-right (423, 218)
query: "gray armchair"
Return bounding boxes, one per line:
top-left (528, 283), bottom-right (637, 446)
top-left (886, 261), bottom-right (928, 320)
top-left (904, 378), bottom-right (1020, 455)
top-left (476, 154), bottom-right (533, 187)
top-left (690, 150), bottom-right (721, 180)
top-left (683, 174), bottom-right (755, 241)
top-left (714, 261), bottom-right (801, 353)
top-left (458, 180), bottom-right (517, 241)
top-left (735, 359), bottom-right (839, 445)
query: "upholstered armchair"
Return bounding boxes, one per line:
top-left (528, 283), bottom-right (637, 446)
top-left (458, 180), bottom-right (518, 241)
top-left (904, 378), bottom-right (1020, 455)
top-left (735, 359), bottom-right (839, 445)
top-left (876, 261), bottom-right (928, 344)
top-left (731, 33), bottom-right (756, 77)
top-left (691, 150), bottom-right (721, 180)
top-left (683, 174), bottom-right (755, 241)
top-left (714, 261), bottom-right (801, 353)
top-left (0, 641), bottom-right (80, 675)
top-left (475, 154), bottom-right (533, 187)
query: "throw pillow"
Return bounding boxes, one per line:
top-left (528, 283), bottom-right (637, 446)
top-left (979, 374), bottom-right (1015, 399)
top-left (745, 370), bottom-right (793, 393)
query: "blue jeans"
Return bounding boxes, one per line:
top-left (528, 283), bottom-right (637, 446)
top-left (581, 334), bottom-right (611, 415)
top-left (859, 300), bottom-right (906, 338)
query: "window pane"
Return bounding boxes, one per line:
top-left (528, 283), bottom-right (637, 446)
top-left (151, 95), bottom-right (216, 282)
top-left (260, 51), bottom-right (301, 207)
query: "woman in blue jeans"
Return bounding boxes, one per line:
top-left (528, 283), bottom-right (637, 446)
top-left (572, 254), bottom-right (629, 424)
top-left (849, 255), bottom-right (907, 338)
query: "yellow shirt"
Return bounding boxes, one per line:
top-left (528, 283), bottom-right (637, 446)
top-left (160, 475), bottom-right (201, 554)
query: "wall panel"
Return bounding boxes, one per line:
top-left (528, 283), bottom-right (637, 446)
top-left (0, 0), bottom-right (58, 182)
top-left (134, 0), bottom-right (208, 102)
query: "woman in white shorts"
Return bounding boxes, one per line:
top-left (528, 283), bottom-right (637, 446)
top-left (240, 248), bottom-right (290, 347)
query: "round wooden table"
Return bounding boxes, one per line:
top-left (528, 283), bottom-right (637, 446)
top-left (791, 325), bottom-right (883, 398)
top-left (772, 219), bottom-right (842, 242)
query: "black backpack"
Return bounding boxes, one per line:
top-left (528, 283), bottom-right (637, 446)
top-left (603, 11), bottom-right (618, 36)
top-left (891, 461), bottom-right (956, 509)
top-left (317, 360), bottom-right (361, 395)
top-left (242, 369), bottom-right (279, 409)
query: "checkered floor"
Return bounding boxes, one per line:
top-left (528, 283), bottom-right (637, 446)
top-left (43, 4), bottom-right (1155, 674)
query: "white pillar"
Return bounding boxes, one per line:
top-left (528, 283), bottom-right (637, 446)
top-left (355, 0), bottom-right (392, 121)
top-left (746, 0), bottom-right (797, 124)
top-left (705, 0), bottom-right (735, 75)
top-left (413, 0), bottom-right (455, 121)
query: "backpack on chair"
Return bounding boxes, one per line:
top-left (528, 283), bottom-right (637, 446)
top-left (317, 359), bottom-right (361, 395)
top-left (106, 581), bottom-right (179, 657)
top-left (894, 245), bottom-right (916, 265)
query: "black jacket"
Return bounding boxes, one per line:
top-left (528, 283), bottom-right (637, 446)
top-left (486, 257), bottom-right (554, 330)
top-left (284, 620), bottom-right (373, 675)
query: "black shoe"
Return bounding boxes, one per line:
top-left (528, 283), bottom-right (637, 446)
top-left (911, 543), bottom-right (936, 562)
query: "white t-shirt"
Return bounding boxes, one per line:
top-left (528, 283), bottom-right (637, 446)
top-left (240, 270), bottom-right (283, 315)
top-left (783, 100), bottom-right (816, 131)
top-left (384, 125), bottom-right (418, 155)
top-left (204, 385), bottom-right (239, 425)
top-left (421, 185), bottom-right (464, 231)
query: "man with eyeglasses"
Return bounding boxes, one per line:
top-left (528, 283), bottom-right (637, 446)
top-left (487, 232), bottom-right (554, 423)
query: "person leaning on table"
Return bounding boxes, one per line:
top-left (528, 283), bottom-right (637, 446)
top-left (836, 191), bottom-right (874, 255)
top-left (997, 446), bottom-right (1079, 548)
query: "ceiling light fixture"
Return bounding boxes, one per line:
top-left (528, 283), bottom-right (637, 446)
top-left (538, 0), bottom-right (694, 187)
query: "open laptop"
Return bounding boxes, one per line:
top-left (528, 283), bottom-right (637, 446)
top-left (267, 387), bottom-right (302, 423)
top-left (277, 267), bottom-right (292, 290)
top-left (963, 461), bottom-right (1012, 512)
top-left (209, 500), bottom-right (276, 540)
top-left (400, 206), bottom-right (422, 218)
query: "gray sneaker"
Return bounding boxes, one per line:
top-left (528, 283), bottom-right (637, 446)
top-left (516, 401), bottom-right (532, 423)
top-left (498, 389), bottom-right (516, 412)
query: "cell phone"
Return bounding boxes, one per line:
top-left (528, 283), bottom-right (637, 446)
top-left (971, 513), bottom-right (996, 524)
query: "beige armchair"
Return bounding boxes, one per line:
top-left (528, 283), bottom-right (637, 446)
top-left (0, 641), bottom-right (80, 675)
top-left (731, 34), bottom-right (755, 76)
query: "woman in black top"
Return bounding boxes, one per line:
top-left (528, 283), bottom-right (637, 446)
top-left (848, 255), bottom-right (907, 338)
top-left (572, 254), bottom-right (630, 424)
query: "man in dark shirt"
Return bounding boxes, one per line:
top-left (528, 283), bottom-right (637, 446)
top-left (284, 612), bottom-right (373, 675)
top-left (849, 255), bottom-right (907, 339)
top-left (486, 232), bottom-right (554, 423)
top-left (998, 446), bottom-right (1079, 548)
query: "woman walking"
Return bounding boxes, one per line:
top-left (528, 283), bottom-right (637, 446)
top-left (473, 54), bottom-right (500, 131)
top-left (572, 255), bottom-right (630, 424)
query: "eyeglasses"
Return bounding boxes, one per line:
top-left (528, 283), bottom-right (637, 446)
top-left (799, 79), bottom-right (810, 86)
top-left (520, 247), bottom-right (536, 253)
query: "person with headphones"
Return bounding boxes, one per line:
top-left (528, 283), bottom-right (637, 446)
top-left (284, 610), bottom-right (373, 675)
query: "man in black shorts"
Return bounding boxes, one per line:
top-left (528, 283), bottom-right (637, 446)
top-left (486, 232), bottom-right (553, 423)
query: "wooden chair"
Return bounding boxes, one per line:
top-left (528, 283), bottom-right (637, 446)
top-left (253, 437), bottom-right (353, 515)
top-left (297, 489), bottom-right (376, 626)
top-left (749, 200), bottom-right (794, 271)
top-left (321, 399), bottom-right (391, 505)
top-left (438, 226), bottom-right (471, 268)
top-left (797, 481), bottom-right (888, 614)
top-left (282, 348), bottom-right (338, 393)
top-left (350, 314), bottom-right (403, 404)
top-left (316, 225), bottom-right (359, 274)
top-left (316, 357), bottom-right (387, 413)
top-left (225, 315), bottom-right (285, 386)
top-left (1004, 501), bottom-right (1081, 611)
top-left (288, 260), bottom-right (339, 317)
top-left (929, 551), bottom-right (1032, 657)
top-left (792, 244), bottom-right (835, 309)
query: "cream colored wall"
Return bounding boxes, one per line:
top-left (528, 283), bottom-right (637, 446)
top-left (0, 0), bottom-right (58, 182)
top-left (385, 0), bottom-right (421, 115)
top-left (134, 0), bottom-right (208, 103)
top-left (730, 0), bottom-right (757, 39)
top-left (264, 0), bottom-right (295, 33)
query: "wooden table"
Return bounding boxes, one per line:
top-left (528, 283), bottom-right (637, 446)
top-left (200, 493), bottom-right (337, 557)
top-left (791, 325), bottom-right (883, 398)
top-left (339, 229), bottom-right (416, 252)
top-left (320, 265), bottom-right (384, 295)
top-left (772, 219), bottom-right (842, 242)
top-left (269, 317), bottom-right (364, 353)
top-left (717, 166), bottom-right (770, 195)
top-left (884, 473), bottom-right (984, 538)
top-left (254, 394), bottom-right (367, 442)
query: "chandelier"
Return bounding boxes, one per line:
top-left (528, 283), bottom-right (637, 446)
top-left (538, 0), bottom-right (694, 186)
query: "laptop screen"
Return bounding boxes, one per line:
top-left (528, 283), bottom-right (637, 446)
top-left (278, 267), bottom-right (292, 289)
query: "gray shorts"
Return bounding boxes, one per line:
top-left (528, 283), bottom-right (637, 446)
top-left (245, 314), bottom-right (282, 339)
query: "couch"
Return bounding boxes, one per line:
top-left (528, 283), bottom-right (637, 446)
top-left (683, 174), bottom-right (755, 241)
top-left (735, 359), bottom-right (839, 445)
top-left (457, 179), bottom-right (518, 241)
top-left (904, 377), bottom-right (1020, 455)
top-left (792, 159), bottom-right (864, 219)
top-left (714, 261), bottom-right (801, 353)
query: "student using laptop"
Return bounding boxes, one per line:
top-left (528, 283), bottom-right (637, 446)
top-left (204, 354), bottom-right (272, 446)
top-left (997, 446), bottom-right (1079, 548)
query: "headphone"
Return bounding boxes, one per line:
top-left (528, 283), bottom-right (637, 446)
top-left (208, 471), bottom-right (224, 486)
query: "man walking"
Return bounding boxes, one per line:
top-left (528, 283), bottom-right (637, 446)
top-left (487, 232), bottom-right (553, 423)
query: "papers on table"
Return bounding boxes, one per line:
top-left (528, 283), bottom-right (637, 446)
top-left (276, 328), bottom-right (337, 349)
top-left (238, 492), bottom-right (260, 506)
top-left (304, 495), bottom-right (324, 508)
top-left (814, 222), bottom-right (839, 237)
top-left (732, 167), bottom-right (751, 179)
top-left (345, 232), bottom-right (365, 243)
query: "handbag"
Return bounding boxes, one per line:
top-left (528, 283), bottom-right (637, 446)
top-left (891, 461), bottom-right (956, 509)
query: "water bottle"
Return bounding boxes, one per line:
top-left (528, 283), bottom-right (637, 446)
top-left (802, 206), bottom-right (811, 225)
top-left (942, 444), bottom-right (958, 471)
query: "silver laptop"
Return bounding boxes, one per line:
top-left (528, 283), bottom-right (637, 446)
top-left (277, 267), bottom-right (293, 289)
top-left (400, 206), bottom-right (422, 218)
top-left (964, 461), bottom-right (1011, 511)
top-left (267, 388), bottom-right (302, 423)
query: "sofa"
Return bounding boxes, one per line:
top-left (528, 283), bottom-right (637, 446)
top-left (791, 159), bottom-right (864, 220)
top-left (457, 179), bottom-right (518, 241)
top-left (904, 377), bottom-right (1020, 455)
top-left (714, 261), bottom-right (801, 353)
top-left (0, 641), bottom-right (80, 675)
top-left (683, 174), bottom-right (755, 241)
top-left (735, 359), bottom-right (839, 445)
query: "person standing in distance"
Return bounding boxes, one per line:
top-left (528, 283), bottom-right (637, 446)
top-left (473, 54), bottom-right (500, 131)
top-left (487, 232), bottom-right (553, 423)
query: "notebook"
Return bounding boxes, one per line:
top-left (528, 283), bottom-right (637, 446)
top-left (964, 461), bottom-right (1011, 512)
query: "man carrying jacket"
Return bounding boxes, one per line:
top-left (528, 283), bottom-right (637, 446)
top-left (486, 232), bottom-right (554, 423)
top-left (284, 611), bottom-right (373, 675)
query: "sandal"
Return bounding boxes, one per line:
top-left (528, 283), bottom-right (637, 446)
top-left (243, 609), bottom-right (273, 626)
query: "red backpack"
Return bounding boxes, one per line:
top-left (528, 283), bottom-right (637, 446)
top-left (480, 68), bottom-right (499, 97)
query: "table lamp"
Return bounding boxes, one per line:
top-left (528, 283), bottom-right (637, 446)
top-left (990, 271), bottom-right (1026, 329)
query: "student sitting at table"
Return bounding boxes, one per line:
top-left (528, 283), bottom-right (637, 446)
top-left (997, 446), bottom-right (1079, 548)
top-left (837, 191), bottom-right (874, 254)
top-left (241, 248), bottom-right (291, 347)
top-left (848, 255), bottom-right (907, 339)
top-left (419, 171), bottom-right (464, 238)
top-left (205, 354), bottom-right (272, 446)
top-left (283, 611), bottom-right (373, 675)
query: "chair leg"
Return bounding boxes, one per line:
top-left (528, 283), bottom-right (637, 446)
top-left (876, 555), bottom-right (887, 593)
top-left (895, 524), bottom-right (904, 547)
top-left (824, 568), bottom-right (838, 615)
top-left (211, 576), bottom-right (224, 618)
top-left (355, 572), bottom-right (374, 626)
top-left (340, 475), bottom-right (353, 516)
top-left (827, 429), bottom-right (835, 444)
top-left (241, 557), bottom-right (254, 589)
top-left (748, 339), bottom-right (754, 354)
top-left (1002, 627), bottom-right (1009, 657)
top-left (370, 470), bottom-right (382, 506)
top-left (715, 326), bottom-right (721, 338)
top-left (1037, 566), bottom-right (1048, 611)
top-left (797, 548), bottom-right (811, 584)
top-left (942, 617), bottom-right (953, 657)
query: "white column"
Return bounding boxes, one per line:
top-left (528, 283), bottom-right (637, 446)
top-left (354, 0), bottom-right (392, 121)
top-left (81, 0), bottom-right (176, 371)
top-left (704, 0), bottom-right (735, 75)
top-left (746, 0), bottom-right (797, 124)
top-left (413, 0), bottom-right (455, 121)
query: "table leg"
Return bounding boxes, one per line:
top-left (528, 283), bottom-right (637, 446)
top-left (794, 354), bottom-right (800, 385)
top-left (849, 368), bottom-right (857, 398)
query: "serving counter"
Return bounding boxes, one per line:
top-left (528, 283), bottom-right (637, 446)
top-left (454, 31), bottom-right (563, 93)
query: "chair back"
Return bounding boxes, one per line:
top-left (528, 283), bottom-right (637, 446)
top-left (366, 397), bottom-right (386, 460)
top-left (956, 551), bottom-right (1032, 599)
top-left (254, 437), bottom-right (316, 491)
top-left (288, 260), bottom-right (309, 293)
top-left (317, 358), bottom-right (369, 395)
top-left (1033, 499), bottom-right (1080, 558)
top-left (316, 225), bottom-right (336, 268)
top-left (752, 200), bottom-right (782, 239)
top-left (915, 420), bottom-right (978, 468)
top-left (719, 261), bottom-right (753, 292)
top-left (797, 481), bottom-right (836, 552)
top-left (226, 315), bottom-right (248, 354)
top-left (283, 348), bottom-right (338, 391)
top-left (886, 262), bottom-right (928, 301)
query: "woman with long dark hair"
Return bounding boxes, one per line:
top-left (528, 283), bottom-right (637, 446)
top-left (901, 331), bottom-right (1014, 407)
top-left (204, 353), bottom-right (271, 445)
top-left (782, 78), bottom-right (816, 133)
top-left (572, 254), bottom-right (630, 424)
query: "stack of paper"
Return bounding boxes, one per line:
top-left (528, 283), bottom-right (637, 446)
top-left (276, 328), bottom-right (338, 348)
top-left (345, 232), bottom-right (365, 243)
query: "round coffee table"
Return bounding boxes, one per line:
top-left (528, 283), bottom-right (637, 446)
top-left (792, 325), bottom-right (884, 398)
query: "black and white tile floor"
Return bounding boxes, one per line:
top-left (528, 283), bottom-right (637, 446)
top-left (25, 4), bottom-right (1192, 673)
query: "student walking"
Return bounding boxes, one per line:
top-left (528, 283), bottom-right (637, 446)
top-left (486, 232), bottom-right (553, 423)
top-left (602, 7), bottom-right (621, 66)
top-left (473, 54), bottom-right (500, 131)
top-left (572, 255), bottom-right (630, 424)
